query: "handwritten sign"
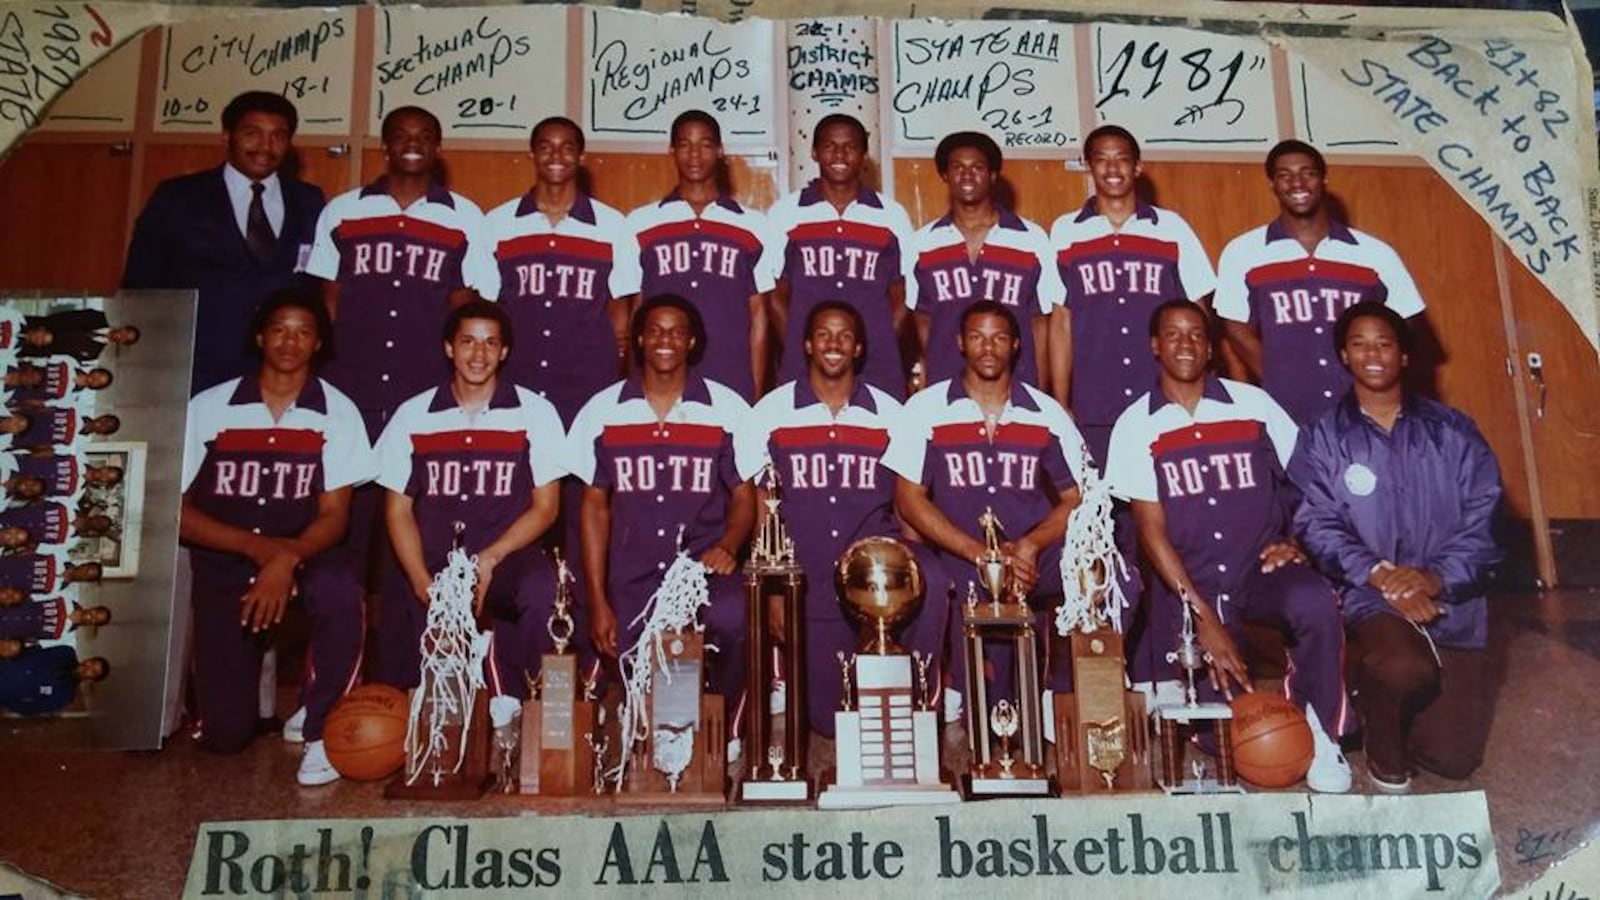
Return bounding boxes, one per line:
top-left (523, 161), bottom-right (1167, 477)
top-left (890, 18), bottom-right (1077, 151)
top-left (786, 17), bottom-right (879, 187)
top-left (36, 11), bottom-right (140, 132)
top-left (1091, 24), bottom-right (1276, 147)
top-left (370, 6), bottom-right (566, 138)
top-left (156, 9), bottom-right (355, 135)
top-left (584, 7), bottom-right (774, 145)
top-left (1292, 29), bottom-right (1597, 349)
top-left (1287, 55), bottom-right (1404, 154)
top-left (0, 2), bottom-right (162, 154)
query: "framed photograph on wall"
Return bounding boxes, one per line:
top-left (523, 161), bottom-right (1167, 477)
top-left (70, 440), bottom-right (147, 579)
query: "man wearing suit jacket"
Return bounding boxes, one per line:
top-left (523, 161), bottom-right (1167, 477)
top-left (121, 91), bottom-right (325, 394)
top-left (18, 309), bottom-right (140, 362)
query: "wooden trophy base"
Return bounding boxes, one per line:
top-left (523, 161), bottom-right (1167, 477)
top-left (1052, 628), bottom-right (1155, 794)
top-left (1156, 706), bottom-right (1245, 795)
top-left (385, 688), bottom-right (494, 801)
top-left (964, 765), bottom-right (1052, 798)
top-left (616, 693), bottom-right (727, 807)
top-left (518, 700), bottom-right (598, 798)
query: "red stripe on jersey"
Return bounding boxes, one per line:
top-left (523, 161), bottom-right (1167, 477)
top-left (496, 233), bottom-right (614, 264)
top-left (1149, 419), bottom-right (1263, 457)
top-left (636, 219), bottom-right (763, 255)
top-left (212, 428), bottom-right (327, 454)
top-left (601, 422), bottom-right (726, 449)
top-left (411, 430), bottom-right (528, 455)
top-left (0, 322), bottom-right (11, 348)
top-left (929, 421), bottom-right (1051, 447)
top-left (787, 220), bottom-right (895, 250)
top-left (771, 424), bottom-right (889, 451)
top-left (335, 215), bottom-right (467, 250)
top-left (919, 242), bottom-right (1039, 272)
top-left (1245, 258), bottom-right (1379, 290)
top-left (1056, 233), bottom-right (1179, 267)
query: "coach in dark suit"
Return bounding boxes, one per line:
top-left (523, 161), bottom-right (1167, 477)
top-left (18, 309), bottom-right (141, 362)
top-left (121, 91), bottom-right (325, 394)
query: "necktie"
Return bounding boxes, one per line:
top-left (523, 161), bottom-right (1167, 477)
top-left (246, 182), bottom-right (276, 264)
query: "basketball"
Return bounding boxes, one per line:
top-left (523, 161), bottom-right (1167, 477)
top-left (1230, 692), bottom-right (1314, 788)
top-left (323, 685), bottom-right (409, 781)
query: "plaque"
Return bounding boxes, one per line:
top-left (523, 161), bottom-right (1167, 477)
top-left (616, 630), bottom-right (726, 806)
top-left (1053, 626), bottom-right (1153, 793)
top-left (519, 551), bottom-right (600, 798)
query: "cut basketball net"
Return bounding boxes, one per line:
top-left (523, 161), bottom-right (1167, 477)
top-left (404, 535), bottom-right (490, 787)
top-left (612, 526), bottom-right (711, 790)
top-left (1056, 446), bottom-right (1130, 636)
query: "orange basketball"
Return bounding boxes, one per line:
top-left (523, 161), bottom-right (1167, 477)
top-left (323, 685), bottom-right (409, 781)
top-left (1230, 692), bottom-right (1314, 788)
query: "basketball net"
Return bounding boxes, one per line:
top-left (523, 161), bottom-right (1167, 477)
top-left (611, 526), bottom-right (711, 790)
top-left (1056, 444), bottom-right (1130, 636)
top-left (404, 543), bottom-right (490, 786)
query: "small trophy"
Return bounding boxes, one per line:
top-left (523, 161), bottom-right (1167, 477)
top-left (740, 461), bottom-right (810, 803)
top-left (1155, 593), bottom-right (1243, 794)
top-left (962, 509), bottom-right (1050, 797)
top-left (518, 550), bottom-right (599, 799)
top-left (818, 537), bottom-right (959, 809)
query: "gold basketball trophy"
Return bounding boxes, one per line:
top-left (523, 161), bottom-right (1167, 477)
top-left (740, 463), bottom-right (810, 802)
top-left (1155, 592), bottom-right (1243, 794)
top-left (519, 550), bottom-right (601, 798)
top-left (387, 523), bottom-right (493, 800)
top-left (818, 537), bottom-right (959, 809)
top-left (1052, 464), bottom-right (1152, 794)
top-left (960, 508), bottom-right (1049, 796)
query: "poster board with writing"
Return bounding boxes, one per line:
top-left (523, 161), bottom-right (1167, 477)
top-left (889, 18), bottom-right (1078, 153)
top-left (155, 9), bottom-right (356, 135)
top-left (370, 5), bottom-right (567, 139)
top-left (38, 29), bottom-right (142, 132)
top-left (582, 6), bottom-right (776, 148)
top-left (1286, 54), bottom-right (1405, 154)
top-left (1089, 23), bottom-right (1276, 149)
top-left (785, 16), bottom-right (879, 187)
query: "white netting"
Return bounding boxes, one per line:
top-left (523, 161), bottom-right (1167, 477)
top-left (610, 539), bottom-right (711, 789)
top-left (1056, 446), bottom-right (1130, 636)
top-left (404, 544), bottom-right (491, 786)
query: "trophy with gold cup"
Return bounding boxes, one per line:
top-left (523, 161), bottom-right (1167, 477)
top-left (961, 508), bottom-right (1050, 797)
top-left (818, 537), bottom-right (959, 809)
top-left (518, 550), bottom-right (601, 798)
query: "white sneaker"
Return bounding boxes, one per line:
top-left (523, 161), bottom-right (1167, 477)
top-left (726, 737), bottom-right (742, 764)
top-left (1369, 766), bottom-right (1413, 795)
top-left (942, 688), bottom-right (963, 724)
top-left (282, 706), bottom-right (306, 744)
top-left (297, 740), bottom-right (340, 787)
top-left (1303, 706), bottom-right (1352, 794)
top-left (769, 679), bottom-right (787, 715)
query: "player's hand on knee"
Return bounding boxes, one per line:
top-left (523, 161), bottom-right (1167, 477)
top-left (242, 556), bottom-right (296, 632)
top-left (591, 600), bottom-right (619, 658)
top-left (1257, 540), bottom-right (1305, 572)
top-left (700, 545), bottom-right (737, 576)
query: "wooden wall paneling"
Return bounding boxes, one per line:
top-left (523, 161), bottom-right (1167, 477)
top-left (1329, 166), bottom-right (1533, 521)
top-left (0, 139), bottom-right (133, 292)
top-left (1506, 258), bottom-right (1600, 521)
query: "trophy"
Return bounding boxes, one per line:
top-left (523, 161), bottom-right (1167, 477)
top-left (818, 537), bottom-right (959, 809)
top-left (1053, 566), bottom-right (1152, 794)
top-left (519, 550), bottom-right (601, 798)
top-left (615, 627), bottom-right (727, 805)
top-left (961, 509), bottom-right (1050, 796)
top-left (740, 462), bottom-right (810, 803)
top-left (387, 524), bottom-right (493, 800)
top-left (1154, 592), bottom-right (1243, 794)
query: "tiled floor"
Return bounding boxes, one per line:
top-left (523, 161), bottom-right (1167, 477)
top-left (2, 588), bottom-right (1596, 898)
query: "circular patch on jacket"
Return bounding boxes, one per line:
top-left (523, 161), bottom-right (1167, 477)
top-left (1343, 462), bottom-right (1377, 497)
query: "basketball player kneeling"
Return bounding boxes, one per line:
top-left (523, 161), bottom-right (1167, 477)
top-left (180, 290), bottom-right (376, 785)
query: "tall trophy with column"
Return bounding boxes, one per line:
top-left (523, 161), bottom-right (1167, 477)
top-left (518, 550), bottom-right (601, 798)
top-left (818, 537), bottom-right (959, 809)
top-left (960, 508), bottom-right (1050, 797)
top-left (739, 462), bottom-right (810, 802)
